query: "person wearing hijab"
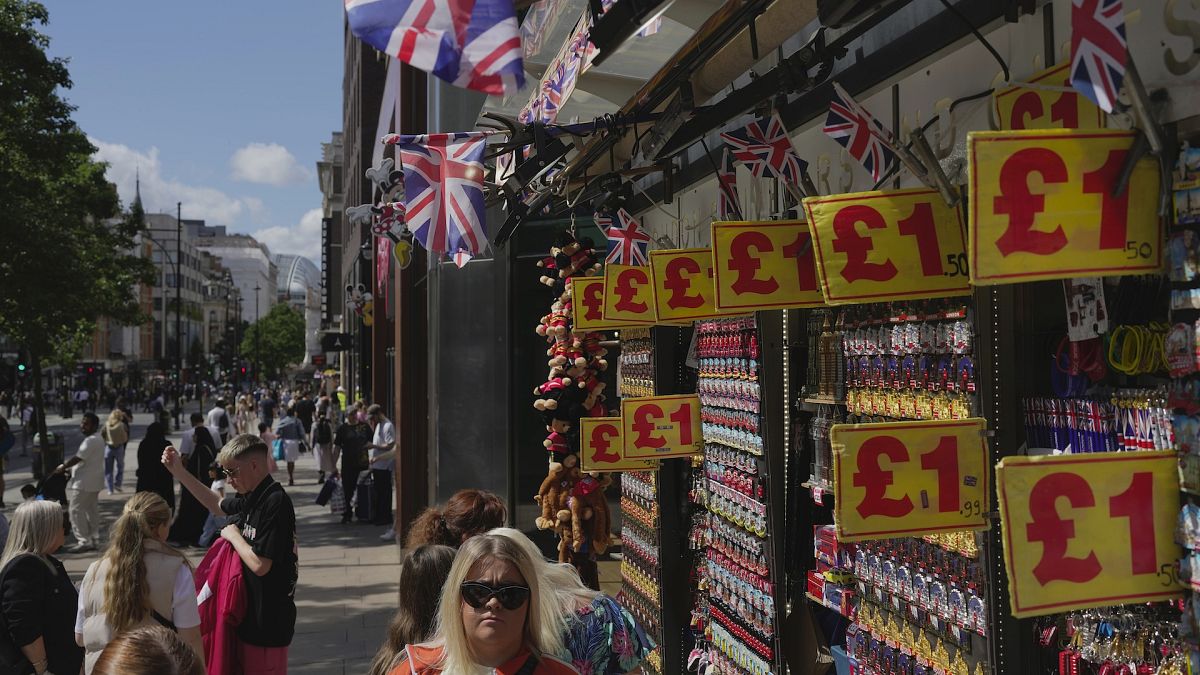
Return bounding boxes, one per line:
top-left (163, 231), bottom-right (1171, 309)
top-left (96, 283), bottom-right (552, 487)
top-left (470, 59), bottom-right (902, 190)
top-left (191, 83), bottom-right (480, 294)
top-left (135, 423), bottom-right (174, 511)
top-left (167, 424), bottom-right (217, 547)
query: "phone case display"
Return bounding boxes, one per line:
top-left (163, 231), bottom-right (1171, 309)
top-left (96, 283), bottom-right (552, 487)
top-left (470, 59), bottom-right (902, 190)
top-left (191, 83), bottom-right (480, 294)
top-left (615, 329), bottom-right (664, 674)
top-left (618, 470), bottom-right (664, 675)
top-left (691, 317), bottom-right (780, 675)
top-left (801, 300), bottom-right (990, 675)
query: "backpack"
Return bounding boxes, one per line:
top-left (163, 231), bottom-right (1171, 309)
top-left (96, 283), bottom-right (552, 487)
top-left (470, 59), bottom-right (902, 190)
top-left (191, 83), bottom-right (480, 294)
top-left (104, 419), bottom-right (129, 446)
top-left (315, 419), bottom-right (332, 444)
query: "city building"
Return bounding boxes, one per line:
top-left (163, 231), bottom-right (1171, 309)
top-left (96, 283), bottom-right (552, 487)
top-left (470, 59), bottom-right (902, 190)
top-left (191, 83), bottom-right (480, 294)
top-left (317, 131), bottom-right (344, 328)
top-left (188, 223), bottom-right (278, 325)
top-left (273, 253), bottom-right (322, 364)
top-left (143, 212), bottom-right (207, 371)
top-left (199, 252), bottom-right (240, 378)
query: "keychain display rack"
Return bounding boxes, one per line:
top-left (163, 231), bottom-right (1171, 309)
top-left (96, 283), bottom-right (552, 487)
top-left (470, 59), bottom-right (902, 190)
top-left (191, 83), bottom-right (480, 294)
top-left (615, 327), bottom-right (665, 674)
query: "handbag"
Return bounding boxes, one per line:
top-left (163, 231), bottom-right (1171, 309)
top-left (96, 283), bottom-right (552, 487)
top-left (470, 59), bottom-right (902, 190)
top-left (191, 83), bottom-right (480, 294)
top-left (272, 438), bottom-right (285, 461)
top-left (330, 479), bottom-right (346, 515)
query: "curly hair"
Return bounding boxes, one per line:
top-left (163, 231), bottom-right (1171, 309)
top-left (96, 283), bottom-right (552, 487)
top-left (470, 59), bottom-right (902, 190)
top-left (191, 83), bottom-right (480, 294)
top-left (102, 493), bottom-right (189, 633)
top-left (404, 489), bottom-right (507, 549)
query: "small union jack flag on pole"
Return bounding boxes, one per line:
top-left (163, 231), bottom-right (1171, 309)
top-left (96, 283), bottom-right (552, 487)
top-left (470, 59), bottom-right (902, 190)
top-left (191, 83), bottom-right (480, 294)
top-left (719, 112), bottom-right (807, 186)
top-left (600, 209), bottom-right (651, 266)
top-left (383, 132), bottom-right (490, 260)
top-left (345, 0), bottom-right (524, 96)
top-left (1069, 0), bottom-right (1126, 113)
top-left (823, 82), bottom-right (896, 183)
top-left (717, 148), bottom-right (742, 220)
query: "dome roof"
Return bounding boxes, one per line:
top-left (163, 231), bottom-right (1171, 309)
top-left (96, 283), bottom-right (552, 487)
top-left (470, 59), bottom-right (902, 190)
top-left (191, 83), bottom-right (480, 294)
top-left (274, 254), bottom-right (320, 302)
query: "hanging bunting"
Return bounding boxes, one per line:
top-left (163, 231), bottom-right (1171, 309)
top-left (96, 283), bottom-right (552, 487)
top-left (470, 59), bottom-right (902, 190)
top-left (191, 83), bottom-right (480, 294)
top-left (519, 14), bottom-right (595, 124)
top-left (382, 132), bottom-right (490, 262)
top-left (823, 82), bottom-right (897, 184)
top-left (345, 0), bottom-right (524, 96)
top-left (717, 148), bottom-right (742, 220)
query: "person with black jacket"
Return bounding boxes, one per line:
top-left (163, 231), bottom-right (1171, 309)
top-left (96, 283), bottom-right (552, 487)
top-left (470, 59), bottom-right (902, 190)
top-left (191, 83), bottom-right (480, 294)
top-left (0, 500), bottom-right (83, 675)
top-left (332, 409), bottom-right (373, 524)
top-left (134, 423), bottom-right (175, 511)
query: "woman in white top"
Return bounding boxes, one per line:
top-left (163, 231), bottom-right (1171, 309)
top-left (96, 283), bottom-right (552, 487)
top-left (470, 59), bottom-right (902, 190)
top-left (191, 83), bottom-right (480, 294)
top-left (75, 492), bottom-right (203, 673)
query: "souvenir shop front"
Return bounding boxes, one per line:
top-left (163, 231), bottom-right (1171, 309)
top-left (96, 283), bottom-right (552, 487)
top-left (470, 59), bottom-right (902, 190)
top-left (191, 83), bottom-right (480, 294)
top-left (502, 2), bottom-right (1200, 675)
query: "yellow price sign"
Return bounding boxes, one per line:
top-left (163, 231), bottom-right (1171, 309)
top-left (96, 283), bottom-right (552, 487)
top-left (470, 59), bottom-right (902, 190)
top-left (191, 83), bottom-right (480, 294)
top-left (649, 248), bottom-right (725, 322)
top-left (621, 395), bottom-right (702, 459)
top-left (997, 451), bottom-right (1182, 617)
top-left (602, 264), bottom-right (657, 324)
top-left (803, 187), bottom-right (971, 305)
top-left (711, 220), bottom-right (825, 312)
top-left (579, 417), bottom-right (657, 472)
top-left (992, 62), bottom-right (1105, 131)
top-left (831, 418), bottom-right (990, 541)
top-left (571, 276), bottom-right (647, 330)
top-left (968, 129), bottom-right (1163, 285)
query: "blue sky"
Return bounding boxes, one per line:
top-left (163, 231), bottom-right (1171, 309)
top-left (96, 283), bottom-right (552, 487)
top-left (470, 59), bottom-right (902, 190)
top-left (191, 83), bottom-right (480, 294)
top-left (41, 2), bottom-right (346, 263)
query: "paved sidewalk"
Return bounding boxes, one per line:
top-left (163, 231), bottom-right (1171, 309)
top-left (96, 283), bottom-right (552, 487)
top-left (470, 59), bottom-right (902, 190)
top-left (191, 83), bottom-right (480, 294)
top-left (5, 405), bottom-right (401, 674)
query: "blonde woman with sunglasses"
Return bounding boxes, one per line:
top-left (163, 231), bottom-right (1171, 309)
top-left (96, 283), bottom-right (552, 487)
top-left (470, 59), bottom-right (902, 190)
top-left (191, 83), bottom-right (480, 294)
top-left (388, 532), bottom-right (579, 675)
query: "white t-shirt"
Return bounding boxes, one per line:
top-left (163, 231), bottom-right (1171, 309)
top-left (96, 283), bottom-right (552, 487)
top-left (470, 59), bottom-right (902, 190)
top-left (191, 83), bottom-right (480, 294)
top-left (371, 420), bottom-right (395, 471)
top-left (206, 407), bottom-right (229, 435)
top-left (74, 563), bottom-right (201, 633)
top-left (68, 434), bottom-right (106, 492)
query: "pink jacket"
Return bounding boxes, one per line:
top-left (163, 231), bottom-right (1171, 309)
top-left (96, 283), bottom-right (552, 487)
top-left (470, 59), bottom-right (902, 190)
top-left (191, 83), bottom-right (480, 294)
top-left (195, 539), bottom-right (246, 675)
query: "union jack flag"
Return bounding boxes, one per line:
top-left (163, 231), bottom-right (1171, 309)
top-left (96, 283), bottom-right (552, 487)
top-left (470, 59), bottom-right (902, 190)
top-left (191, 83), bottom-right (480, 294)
top-left (1069, 0), bottom-right (1126, 113)
top-left (599, 209), bottom-right (650, 266)
top-left (717, 148), bottom-right (742, 220)
top-left (345, 0), bottom-right (524, 96)
top-left (720, 112), bottom-right (807, 186)
top-left (824, 82), bottom-right (896, 183)
top-left (383, 132), bottom-right (490, 258)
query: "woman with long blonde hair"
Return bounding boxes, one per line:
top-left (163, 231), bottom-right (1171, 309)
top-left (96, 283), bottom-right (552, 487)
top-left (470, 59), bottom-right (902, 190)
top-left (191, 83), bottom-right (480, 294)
top-left (75, 492), bottom-right (204, 673)
top-left (388, 533), bottom-right (576, 674)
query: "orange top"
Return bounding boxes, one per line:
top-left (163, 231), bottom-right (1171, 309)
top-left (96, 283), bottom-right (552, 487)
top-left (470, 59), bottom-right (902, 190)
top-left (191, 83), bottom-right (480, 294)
top-left (388, 644), bottom-right (580, 675)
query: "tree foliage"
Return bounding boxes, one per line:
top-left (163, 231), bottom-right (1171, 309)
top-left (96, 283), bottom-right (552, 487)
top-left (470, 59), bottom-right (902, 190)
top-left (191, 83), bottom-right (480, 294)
top-left (0, 0), bottom-right (156, 438)
top-left (241, 304), bottom-right (306, 378)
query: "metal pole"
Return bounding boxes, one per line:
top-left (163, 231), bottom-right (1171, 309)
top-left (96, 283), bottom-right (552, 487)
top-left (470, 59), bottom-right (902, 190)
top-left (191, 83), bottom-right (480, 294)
top-left (254, 283), bottom-right (261, 385)
top-left (175, 201), bottom-right (183, 425)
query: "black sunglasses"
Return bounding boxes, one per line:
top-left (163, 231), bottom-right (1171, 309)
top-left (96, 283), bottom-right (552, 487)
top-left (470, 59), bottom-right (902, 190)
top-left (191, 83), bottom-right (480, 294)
top-left (460, 582), bottom-right (530, 610)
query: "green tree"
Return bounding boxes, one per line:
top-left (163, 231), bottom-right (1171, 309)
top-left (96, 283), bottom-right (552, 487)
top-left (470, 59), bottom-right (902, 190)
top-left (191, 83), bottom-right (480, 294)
top-left (241, 304), bottom-right (306, 379)
top-left (0, 0), bottom-right (155, 443)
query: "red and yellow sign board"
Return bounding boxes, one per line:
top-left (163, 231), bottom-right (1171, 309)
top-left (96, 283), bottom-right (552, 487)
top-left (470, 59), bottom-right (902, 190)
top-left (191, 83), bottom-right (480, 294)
top-left (571, 276), bottom-right (647, 330)
top-left (649, 248), bottom-right (724, 322)
top-left (621, 395), bottom-right (703, 459)
top-left (992, 62), bottom-right (1105, 131)
top-left (602, 264), bottom-right (657, 324)
top-left (831, 418), bottom-right (990, 541)
top-left (968, 130), bottom-right (1162, 285)
top-left (803, 187), bottom-right (971, 304)
top-left (711, 220), bottom-right (825, 312)
top-left (579, 417), bottom-right (657, 471)
top-left (997, 451), bottom-right (1182, 617)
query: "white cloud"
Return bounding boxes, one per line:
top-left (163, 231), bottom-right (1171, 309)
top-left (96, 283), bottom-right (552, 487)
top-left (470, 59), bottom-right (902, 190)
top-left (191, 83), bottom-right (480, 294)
top-left (91, 138), bottom-right (262, 225)
top-left (252, 208), bottom-right (324, 263)
top-left (229, 142), bottom-right (311, 186)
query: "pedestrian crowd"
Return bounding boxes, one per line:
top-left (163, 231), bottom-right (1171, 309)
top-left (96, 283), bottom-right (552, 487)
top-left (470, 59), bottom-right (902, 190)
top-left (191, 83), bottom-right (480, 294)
top-left (0, 382), bottom-right (650, 675)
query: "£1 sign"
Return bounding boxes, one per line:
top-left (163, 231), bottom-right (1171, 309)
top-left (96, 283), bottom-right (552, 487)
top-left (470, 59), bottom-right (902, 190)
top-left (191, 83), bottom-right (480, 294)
top-left (996, 451), bottom-right (1181, 617)
top-left (711, 220), bottom-right (825, 312)
top-left (603, 264), bottom-right (657, 324)
top-left (621, 395), bottom-right (702, 459)
top-left (571, 277), bottom-right (647, 330)
top-left (992, 62), bottom-right (1105, 131)
top-left (649, 248), bottom-right (725, 322)
top-left (968, 130), bottom-right (1162, 285)
top-left (803, 187), bottom-right (971, 304)
top-left (831, 418), bottom-right (990, 541)
top-left (578, 417), bottom-right (657, 472)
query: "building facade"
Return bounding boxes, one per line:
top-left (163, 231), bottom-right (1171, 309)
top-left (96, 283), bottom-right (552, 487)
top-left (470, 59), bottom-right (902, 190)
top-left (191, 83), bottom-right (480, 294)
top-left (274, 254), bottom-right (322, 364)
top-left (188, 224), bottom-right (278, 325)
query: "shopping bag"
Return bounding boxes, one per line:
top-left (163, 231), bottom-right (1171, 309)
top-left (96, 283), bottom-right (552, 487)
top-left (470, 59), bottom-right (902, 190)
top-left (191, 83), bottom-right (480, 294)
top-left (272, 438), bottom-right (285, 461)
top-left (315, 477), bottom-right (337, 506)
top-left (330, 479), bottom-right (345, 515)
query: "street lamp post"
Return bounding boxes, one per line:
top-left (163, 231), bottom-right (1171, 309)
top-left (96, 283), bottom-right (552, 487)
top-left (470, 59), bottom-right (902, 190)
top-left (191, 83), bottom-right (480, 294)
top-left (144, 233), bottom-right (181, 430)
top-left (175, 202), bottom-right (183, 425)
top-left (253, 283), bottom-right (261, 384)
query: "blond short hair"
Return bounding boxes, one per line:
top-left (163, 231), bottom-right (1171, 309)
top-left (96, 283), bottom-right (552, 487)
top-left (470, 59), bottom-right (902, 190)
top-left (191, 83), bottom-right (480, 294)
top-left (216, 433), bottom-right (268, 465)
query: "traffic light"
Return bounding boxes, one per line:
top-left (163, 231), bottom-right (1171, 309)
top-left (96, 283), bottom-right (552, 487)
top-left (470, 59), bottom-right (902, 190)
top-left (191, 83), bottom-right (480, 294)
top-left (241, 367), bottom-right (247, 374)
top-left (16, 363), bottom-right (25, 372)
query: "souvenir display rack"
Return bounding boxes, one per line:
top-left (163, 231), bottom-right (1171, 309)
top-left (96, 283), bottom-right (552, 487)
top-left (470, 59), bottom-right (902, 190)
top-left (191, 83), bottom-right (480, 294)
top-left (799, 300), bottom-right (992, 675)
top-left (615, 327), bottom-right (664, 675)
